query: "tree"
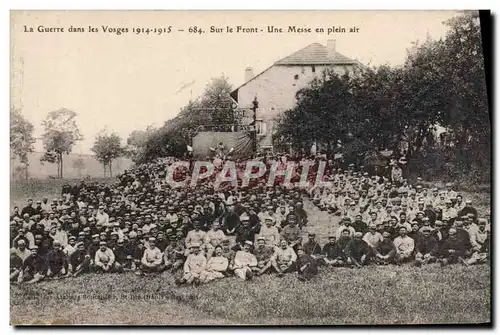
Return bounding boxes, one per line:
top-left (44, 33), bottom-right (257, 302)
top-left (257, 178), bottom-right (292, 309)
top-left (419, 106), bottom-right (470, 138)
top-left (73, 158), bottom-right (86, 178)
top-left (125, 126), bottom-right (156, 162)
top-left (138, 75), bottom-right (234, 162)
top-left (40, 108), bottom-right (83, 178)
top-left (91, 129), bottom-right (124, 177)
top-left (200, 75), bottom-right (235, 125)
top-left (10, 107), bottom-right (36, 180)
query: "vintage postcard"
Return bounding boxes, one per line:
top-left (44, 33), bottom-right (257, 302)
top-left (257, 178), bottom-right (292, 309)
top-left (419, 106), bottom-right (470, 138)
top-left (10, 10), bottom-right (491, 325)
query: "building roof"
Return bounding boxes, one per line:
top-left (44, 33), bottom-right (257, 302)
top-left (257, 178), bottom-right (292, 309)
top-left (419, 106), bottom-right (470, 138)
top-left (230, 42), bottom-right (361, 101)
top-left (274, 42), bottom-right (357, 65)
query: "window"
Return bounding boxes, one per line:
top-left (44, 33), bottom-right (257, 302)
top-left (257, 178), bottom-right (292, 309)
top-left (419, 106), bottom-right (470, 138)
top-left (257, 122), bottom-right (267, 135)
top-left (312, 66), bottom-right (316, 73)
top-left (294, 74), bottom-right (299, 80)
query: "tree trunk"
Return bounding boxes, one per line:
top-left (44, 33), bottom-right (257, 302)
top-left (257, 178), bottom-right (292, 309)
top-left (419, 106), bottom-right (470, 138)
top-left (59, 153), bottom-right (64, 179)
top-left (109, 160), bottom-right (113, 177)
top-left (103, 163), bottom-right (107, 177)
top-left (24, 159), bottom-right (29, 180)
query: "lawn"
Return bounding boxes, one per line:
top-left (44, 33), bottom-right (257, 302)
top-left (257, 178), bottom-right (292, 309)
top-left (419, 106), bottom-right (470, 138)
top-left (10, 178), bottom-right (492, 325)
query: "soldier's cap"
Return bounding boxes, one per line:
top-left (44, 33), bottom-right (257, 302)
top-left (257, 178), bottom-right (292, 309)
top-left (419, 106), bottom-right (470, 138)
top-left (17, 240), bottom-right (26, 245)
top-left (354, 232), bottom-right (363, 238)
top-left (422, 217), bottom-right (430, 221)
top-left (149, 237), bottom-right (156, 242)
top-left (53, 241), bottom-right (61, 247)
top-left (465, 200), bottom-right (472, 204)
top-left (448, 228), bottom-right (457, 234)
top-left (92, 234), bottom-right (100, 238)
top-left (343, 217), bottom-right (351, 222)
top-left (244, 240), bottom-right (253, 246)
top-left (31, 245), bottom-right (39, 250)
top-left (99, 241), bottom-right (107, 246)
top-left (446, 182), bottom-right (452, 187)
top-left (257, 236), bottom-right (265, 241)
top-left (369, 223), bottom-right (377, 229)
top-left (23, 213), bottom-right (29, 217)
top-left (118, 239), bottom-right (125, 244)
top-left (113, 222), bottom-right (120, 227)
top-left (308, 233), bottom-right (316, 237)
top-left (382, 231), bottom-right (391, 238)
top-left (126, 255), bottom-right (133, 260)
top-left (478, 218), bottom-right (487, 225)
top-left (69, 236), bottom-right (76, 241)
top-left (190, 243), bottom-right (201, 248)
top-left (77, 232), bottom-right (85, 237)
top-left (422, 227), bottom-right (432, 232)
top-left (75, 242), bottom-right (84, 248)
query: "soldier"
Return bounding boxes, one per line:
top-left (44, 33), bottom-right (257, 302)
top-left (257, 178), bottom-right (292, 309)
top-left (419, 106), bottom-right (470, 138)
top-left (233, 241), bottom-right (258, 280)
top-left (176, 243), bottom-right (207, 286)
top-left (345, 232), bottom-right (371, 267)
top-left (272, 239), bottom-right (297, 277)
top-left (414, 227), bottom-right (438, 266)
top-left (296, 245), bottom-right (318, 282)
top-left (138, 237), bottom-right (164, 275)
top-left (374, 232), bottom-right (396, 265)
top-left (69, 242), bottom-right (92, 277)
top-left (253, 236), bottom-right (274, 276)
top-left (199, 246), bottom-right (229, 283)
top-left (45, 241), bottom-right (68, 279)
top-left (393, 227), bottom-right (415, 265)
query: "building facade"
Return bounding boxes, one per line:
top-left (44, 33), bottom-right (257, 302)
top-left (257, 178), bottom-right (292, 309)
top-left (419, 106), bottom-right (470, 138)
top-left (230, 39), bottom-right (363, 151)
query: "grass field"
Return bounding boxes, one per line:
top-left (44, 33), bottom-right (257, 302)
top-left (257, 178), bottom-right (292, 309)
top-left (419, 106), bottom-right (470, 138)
top-left (10, 179), bottom-right (492, 325)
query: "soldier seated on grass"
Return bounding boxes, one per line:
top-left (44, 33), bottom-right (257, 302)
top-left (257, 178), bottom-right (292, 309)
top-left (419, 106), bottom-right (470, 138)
top-left (176, 243), bottom-right (206, 286)
top-left (374, 232), bottom-right (396, 265)
top-left (296, 245), bottom-right (318, 282)
top-left (137, 237), bottom-right (165, 276)
top-left (272, 239), bottom-right (297, 277)
top-left (199, 246), bottom-right (229, 284)
top-left (68, 242), bottom-right (91, 277)
top-left (253, 236), bottom-right (274, 276)
top-left (345, 232), bottom-right (371, 268)
top-left (94, 241), bottom-right (122, 273)
top-left (45, 241), bottom-right (68, 279)
top-left (17, 246), bottom-right (46, 284)
top-left (233, 240), bottom-right (258, 280)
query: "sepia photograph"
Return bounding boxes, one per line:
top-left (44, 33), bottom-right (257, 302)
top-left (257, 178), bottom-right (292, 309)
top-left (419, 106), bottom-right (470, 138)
top-left (9, 10), bottom-right (491, 325)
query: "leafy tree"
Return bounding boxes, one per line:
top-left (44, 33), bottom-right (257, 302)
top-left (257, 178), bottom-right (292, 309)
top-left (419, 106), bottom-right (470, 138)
top-left (72, 157), bottom-right (86, 178)
top-left (10, 108), bottom-right (36, 180)
top-left (275, 11), bottom-right (489, 181)
top-left (91, 129), bottom-right (124, 177)
top-left (40, 108), bottom-right (83, 178)
top-left (138, 75), bottom-right (234, 162)
top-left (125, 126), bottom-right (156, 162)
top-left (200, 75), bottom-right (235, 125)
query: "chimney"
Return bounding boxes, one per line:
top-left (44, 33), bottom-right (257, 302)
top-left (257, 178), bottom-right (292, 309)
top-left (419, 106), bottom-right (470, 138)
top-left (327, 39), bottom-right (336, 59)
top-left (245, 66), bottom-right (254, 82)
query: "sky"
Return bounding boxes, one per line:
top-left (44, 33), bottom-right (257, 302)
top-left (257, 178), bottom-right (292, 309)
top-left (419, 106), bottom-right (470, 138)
top-left (10, 10), bottom-right (459, 154)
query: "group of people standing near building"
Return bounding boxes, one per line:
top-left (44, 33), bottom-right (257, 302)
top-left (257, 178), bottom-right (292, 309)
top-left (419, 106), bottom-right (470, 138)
top-left (10, 154), bottom-right (490, 286)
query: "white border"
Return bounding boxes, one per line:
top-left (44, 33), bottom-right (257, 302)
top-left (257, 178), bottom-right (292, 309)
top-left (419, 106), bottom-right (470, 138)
top-left (2, 1), bottom-right (498, 334)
